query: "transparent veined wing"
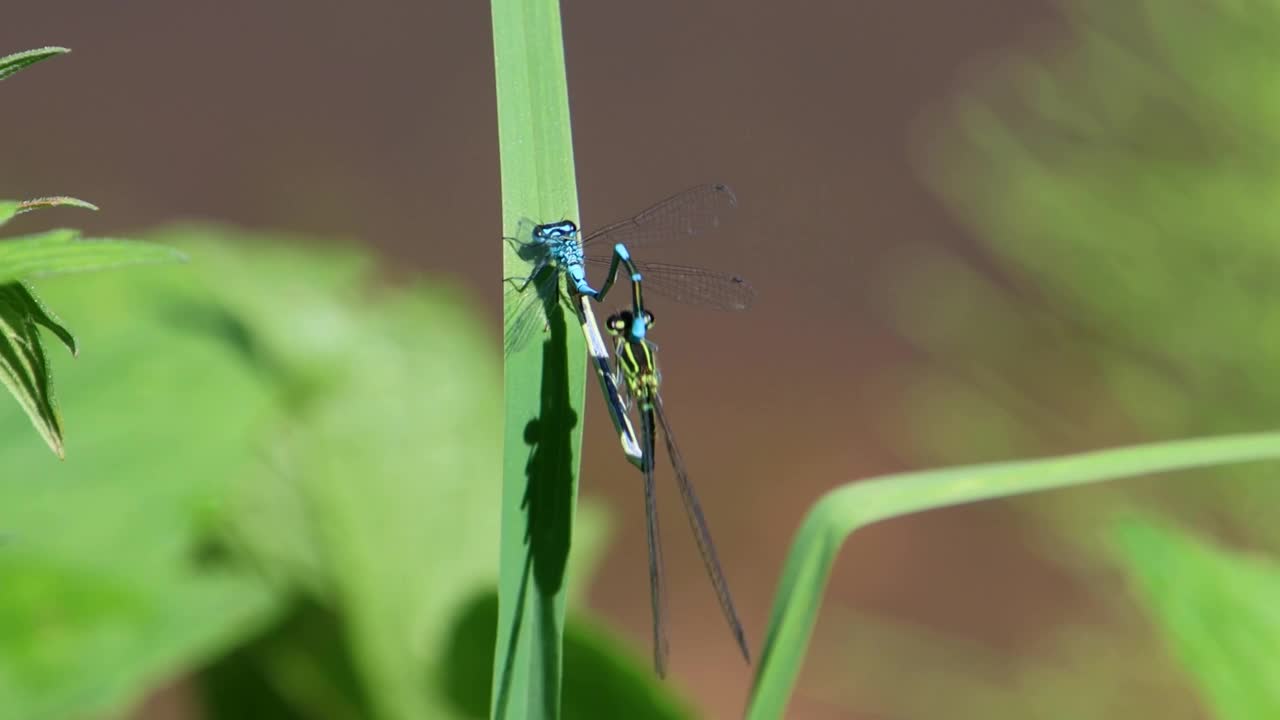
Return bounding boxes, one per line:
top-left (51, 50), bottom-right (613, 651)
top-left (640, 406), bottom-right (671, 677)
top-left (502, 271), bottom-right (557, 356)
top-left (596, 259), bottom-right (755, 311)
top-left (653, 392), bottom-right (751, 665)
top-left (580, 183), bottom-right (737, 253)
top-left (502, 217), bottom-right (561, 356)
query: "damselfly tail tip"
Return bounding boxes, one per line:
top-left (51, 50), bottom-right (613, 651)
top-left (653, 650), bottom-right (669, 680)
top-left (731, 276), bottom-right (757, 310)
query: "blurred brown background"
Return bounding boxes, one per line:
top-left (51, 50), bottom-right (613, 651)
top-left (2, 2), bottom-right (1071, 718)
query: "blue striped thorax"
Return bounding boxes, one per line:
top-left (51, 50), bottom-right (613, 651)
top-left (532, 219), bottom-right (592, 294)
top-left (532, 220), bottom-right (584, 265)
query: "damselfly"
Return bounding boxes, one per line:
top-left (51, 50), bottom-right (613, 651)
top-left (502, 183), bottom-right (755, 357)
top-left (604, 268), bottom-right (751, 677)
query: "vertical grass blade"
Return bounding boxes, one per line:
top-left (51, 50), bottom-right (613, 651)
top-left (745, 431), bottom-right (1280, 719)
top-left (491, 0), bottom-right (584, 718)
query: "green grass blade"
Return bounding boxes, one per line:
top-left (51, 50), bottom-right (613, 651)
top-left (492, 0), bottom-right (584, 717)
top-left (746, 431), bottom-right (1280, 719)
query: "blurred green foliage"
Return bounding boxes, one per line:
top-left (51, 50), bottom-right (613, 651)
top-left (1114, 518), bottom-right (1280, 719)
top-left (842, 0), bottom-right (1280, 716)
top-left (0, 226), bottom-right (690, 719)
top-left (809, 608), bottom-right (1198, 720)
top-left (807, 517), bottom-right (1280, 719)
top-left (904, 0), bottom-right (1280, 528)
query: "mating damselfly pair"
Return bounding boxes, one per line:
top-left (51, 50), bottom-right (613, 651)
top-left (503, 183), bottom-right (754, 677)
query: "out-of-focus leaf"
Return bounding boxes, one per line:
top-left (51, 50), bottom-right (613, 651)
top-left (0, 262), bottom-right (285, 719)
top-left (202, 599), bottom-right (375, 720)
top-left (0, 47), bottom-right (68, 82)
top-left (1113, 518), bottom-right (1280, 720)
top-left (274, 286), bottom-right (499, 720)
top-left (907, 0), bottom-right (1280, 538)
top-left (863, 3), bottom-right (1280, 720)
top-left (0, 223), bottom-right (504, 720)
top-left (0, 229), bottom-right (186, 284)
top-left (144, 225), bottom-right (503, 720)
top-left (440, 591), bottom-right (695, 720)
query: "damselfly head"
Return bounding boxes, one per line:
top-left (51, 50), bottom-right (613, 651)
top-left (605, 310), bottom-right (633, 336)
top-left (532, 220), bottom-right (578, 243)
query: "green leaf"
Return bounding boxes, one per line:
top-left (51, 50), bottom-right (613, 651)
top-left (0, 229), bottom-right (187, 284)
top-left (0, 225), bottom-right (504, 719)
top-left (201, 599), bottom-right (376, 720)
top-left (443, 591), bottom-right (696, 720)
top-left (0, 222), bottom-right (182, 455)
top-left (0, 47), bottom-right (69, 82)
top-left (561, 614), bottom-right (695, 720)
top-left (0, 263), bottom-right (286, 718)
top-left (1112, 518), bottom-right (1280, 720)
top-left (492, 0), bottom-right (587, 718)
top-left (0, 282), bottom-right (75, 457)
top-left (0, 198), bottom-right (98, 229)
top-left (15, 197), bottom-right (99, 214)
top-left (151, 226), bottom-right (502, 720)
top-left (746, 432), bottom-right (1280, 719)
top-left (262, 285), bottom-right (499, 720)
top-left (9, 281), bottom-right (77, 355)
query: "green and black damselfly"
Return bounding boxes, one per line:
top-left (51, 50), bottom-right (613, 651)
top-left (605, 264), bottom-right (752, 677)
